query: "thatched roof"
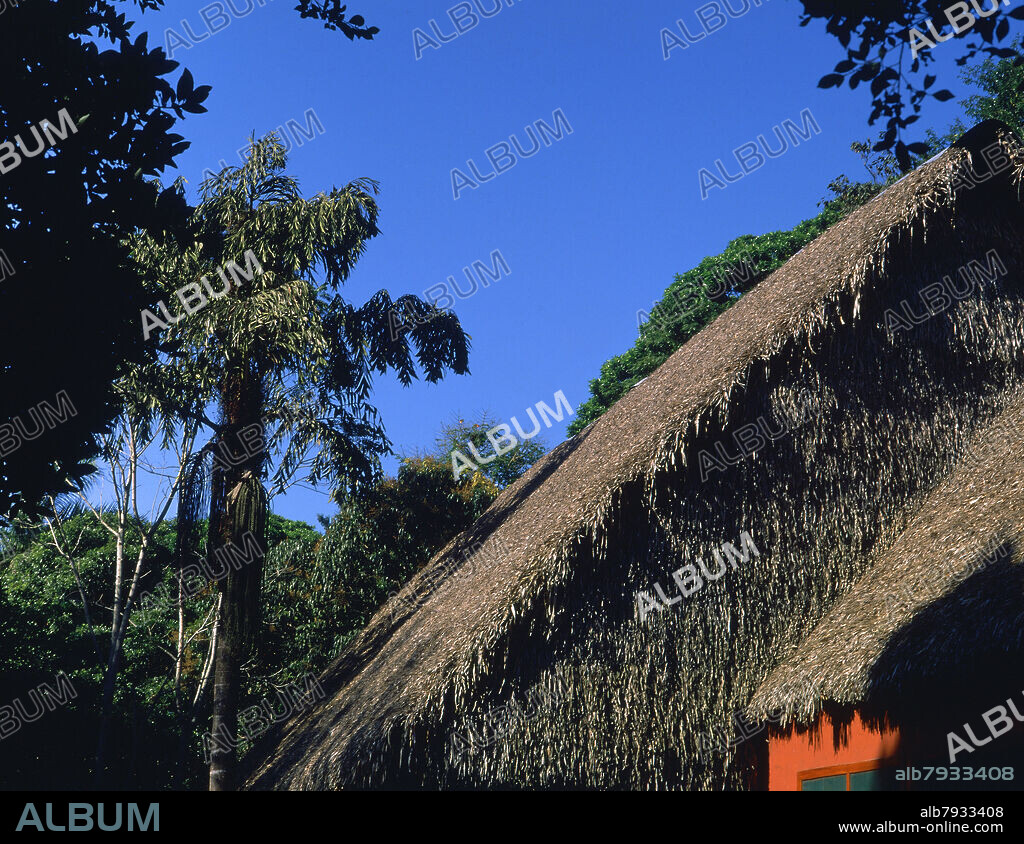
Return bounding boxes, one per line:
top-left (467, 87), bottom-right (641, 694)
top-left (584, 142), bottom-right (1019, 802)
top-left (245, 121), bottom-right (1024, 790)
top-left (746, 392), bottom-right (1024, 728)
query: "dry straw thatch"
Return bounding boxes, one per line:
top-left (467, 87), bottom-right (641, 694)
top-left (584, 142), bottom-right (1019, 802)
top-left (245, 121), bottom-right (1024, 790)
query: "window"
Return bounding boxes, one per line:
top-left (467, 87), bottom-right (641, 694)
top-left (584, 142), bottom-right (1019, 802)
top-left (801, 774), bottom-right (846, 791)
top-left (849, 769), bottom-right (884, 791)
top-left (798, 761), bottom-right (890, 791)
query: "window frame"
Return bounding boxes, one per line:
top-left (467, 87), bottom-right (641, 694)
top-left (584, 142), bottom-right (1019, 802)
top-left (797, 758), bottom-right (891, 791)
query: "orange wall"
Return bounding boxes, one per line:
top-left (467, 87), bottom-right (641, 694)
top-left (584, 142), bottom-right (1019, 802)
top-left (769, 711), bottom-right (900, 791)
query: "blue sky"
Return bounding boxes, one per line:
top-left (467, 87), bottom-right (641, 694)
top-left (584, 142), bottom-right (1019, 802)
top-left (118, 0), bottom-right (998, 525)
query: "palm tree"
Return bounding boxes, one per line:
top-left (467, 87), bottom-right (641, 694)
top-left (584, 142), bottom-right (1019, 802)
top-left (131, 135), bottom-right (470, 789)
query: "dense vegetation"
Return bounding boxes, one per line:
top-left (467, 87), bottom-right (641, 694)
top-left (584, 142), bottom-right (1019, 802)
top-left (0, 423), bottom-right (526, 790)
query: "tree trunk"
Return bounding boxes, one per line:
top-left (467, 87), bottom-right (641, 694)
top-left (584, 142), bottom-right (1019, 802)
top-left (193, 596), bottom-right (220, 716)
top-left (208, 592), bottom-right (242, 791)
top-left (182, 599), bottom-right (218, 788)
top-left (95, 541), bottom-right (147, 786)
top-left (94, 645), bottom-right (121, 786)
top-left (208, 367), bottom-right (266, 791)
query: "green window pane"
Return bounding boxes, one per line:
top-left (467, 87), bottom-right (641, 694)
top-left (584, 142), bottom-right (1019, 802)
top-left (850, 770), bottom-right (883, 791)
top-left (802, 774), bottom-right (847, 791)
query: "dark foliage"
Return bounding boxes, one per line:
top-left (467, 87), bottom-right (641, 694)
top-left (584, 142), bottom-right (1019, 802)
top-left (0, 0), bottom-right (208, 522)
top-left (800, 0), bottom-right (1024, 168)
top-left (294, 1), bottom-right (378, 38)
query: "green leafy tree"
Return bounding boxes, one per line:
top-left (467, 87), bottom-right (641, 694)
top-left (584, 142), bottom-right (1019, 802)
top-left (258, 415), bottom-right (542, 694)
top-left (261, 456), bottom-right (497, 677)
top-left (131, 134), bottom-right (470, 790)
top-left (436, 415), bottom-right (548, 489)
top-left (925, 36), bottom-right (1024, 153)
top-left (256, 413), bottom-right (546, 704)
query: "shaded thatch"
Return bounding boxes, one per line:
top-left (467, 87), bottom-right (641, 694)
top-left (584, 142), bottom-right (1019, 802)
top-left (244, 121), bottom-right (1024, 790)
top-left (746, 391), bottom-right (1024, 730)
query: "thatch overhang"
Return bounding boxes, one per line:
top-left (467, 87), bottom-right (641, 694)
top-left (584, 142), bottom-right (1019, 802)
top-left (245, 121), bottom-right (1024, 790)
top-left (746, 392), bottom-right (1024, 730)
